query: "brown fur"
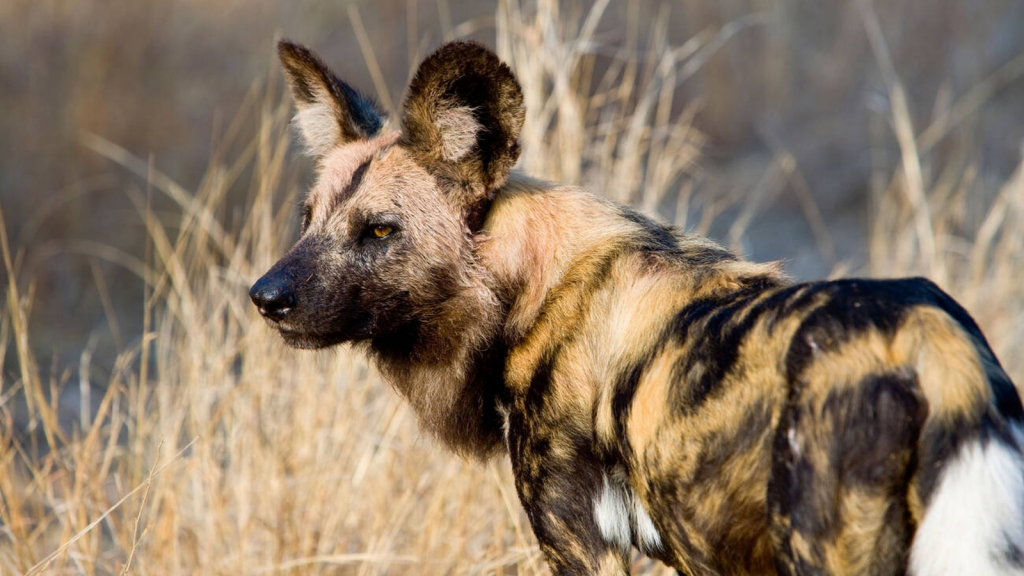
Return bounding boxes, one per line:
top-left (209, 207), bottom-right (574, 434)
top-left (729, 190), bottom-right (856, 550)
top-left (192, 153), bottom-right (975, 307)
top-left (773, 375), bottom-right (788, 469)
top-left (251, 39), bottom-right (1024, 576)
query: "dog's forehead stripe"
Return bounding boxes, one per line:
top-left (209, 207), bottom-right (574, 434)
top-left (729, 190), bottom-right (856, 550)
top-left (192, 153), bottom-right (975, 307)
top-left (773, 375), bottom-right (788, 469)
top-left (324, 158), bottom-right (371, 215)
top-left (309, 131), bottom-right (400, 212)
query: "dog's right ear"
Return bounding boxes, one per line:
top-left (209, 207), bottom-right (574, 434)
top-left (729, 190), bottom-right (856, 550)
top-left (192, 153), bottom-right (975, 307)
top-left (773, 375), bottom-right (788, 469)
top-left (278, 40), bottom-right (385, 158)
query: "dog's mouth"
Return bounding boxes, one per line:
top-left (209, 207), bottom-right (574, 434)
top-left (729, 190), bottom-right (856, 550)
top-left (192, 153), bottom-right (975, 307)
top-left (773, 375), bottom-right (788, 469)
top-left (277, 326), bottom-right (327, 349)
top-left (261, 317), bottom-right (352, 350)
top-left (258, 317), bottom-right (316, 347)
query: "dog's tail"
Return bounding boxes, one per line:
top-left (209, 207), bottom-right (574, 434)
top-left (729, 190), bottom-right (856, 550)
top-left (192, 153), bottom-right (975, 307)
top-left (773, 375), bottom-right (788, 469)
top-left (898, 303), bottom-right (1024, 576)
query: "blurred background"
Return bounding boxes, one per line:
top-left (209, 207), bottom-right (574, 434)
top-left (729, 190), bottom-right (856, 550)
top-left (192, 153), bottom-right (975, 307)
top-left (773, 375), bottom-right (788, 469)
top-left (2, 0), bottom-right (1024, 573)
top-left (3, 0), bottom-right (1024, 375)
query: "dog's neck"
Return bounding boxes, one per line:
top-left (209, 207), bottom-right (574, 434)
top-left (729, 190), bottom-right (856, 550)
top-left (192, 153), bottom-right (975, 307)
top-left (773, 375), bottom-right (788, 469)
top-left (370, 174), bottom-right (783, 459)
top-left (368, 232), bottom-right (510, 459)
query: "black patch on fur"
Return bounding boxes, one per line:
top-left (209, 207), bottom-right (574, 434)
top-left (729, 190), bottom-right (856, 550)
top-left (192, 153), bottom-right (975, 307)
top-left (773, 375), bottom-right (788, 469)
top-left (460, 340), bottom-right (511, 455)
top-left (765, 284), bottom-right (824, 332)
top-left (770, 371), bottom-right (925, 575)
top-left (370, 316), bottom-right (422, 358)
top-left (687, 404), bottom-right (773, 490)
top-left (611, 362), bottom-right (646, 427)
top-left (676, 243), bottom-right (739, 268)
top-left (992, 369), bottom-right (1024, 424)
top-left (913, 407), bottom-right (1022, 508)
top-left (619, 205), bottom-right (679, 252)
top-left (607, 357), bottom-right (654, 461)
top-left (335, 79), bottom-right (385, 137)
top-left (768, 385), bottom-right (810, 572)
top-left (783, 278), bottom-right (957, 383)
top-left (527, 344), bottom-right (561, 412)
top-left (829, 372), bottom-right (926, 487)
top-left (912, 413), bottom-right (972, 506)
top-left (466, 194), bottom-right (494, 234)
top-left (665, 282), bottom-right (790, 415)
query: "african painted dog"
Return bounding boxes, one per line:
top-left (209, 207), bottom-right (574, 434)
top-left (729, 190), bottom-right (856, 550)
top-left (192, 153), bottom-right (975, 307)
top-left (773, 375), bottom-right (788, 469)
top-left (250, 39), bottom-right (1024, 576)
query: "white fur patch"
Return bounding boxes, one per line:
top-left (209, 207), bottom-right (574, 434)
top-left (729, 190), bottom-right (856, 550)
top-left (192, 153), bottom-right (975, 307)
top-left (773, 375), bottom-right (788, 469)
top-left (595, 475), bottom-right (631, 551)
top-left (593, 474), bottom-right (663, 555)
top-left (787, 424), bottom-right (802, 457)
top-left (910, 429), bottom-right (1024, 576)
top-left (631, 492), bottom-right (663, 554)
top-left (435, 106), bottom-right (481, 162)
top-left (496, 402), bottom-right (511, 448)
top-left (294, 104), bottom-right (340, 158)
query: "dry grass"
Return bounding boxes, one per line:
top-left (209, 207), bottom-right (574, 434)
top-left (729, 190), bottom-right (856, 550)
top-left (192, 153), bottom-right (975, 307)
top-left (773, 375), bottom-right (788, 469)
top-left (1, 1), bottom-right (1023, 575)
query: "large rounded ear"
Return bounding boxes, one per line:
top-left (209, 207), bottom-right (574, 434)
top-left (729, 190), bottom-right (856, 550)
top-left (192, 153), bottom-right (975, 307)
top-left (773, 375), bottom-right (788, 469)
top-left (278, 40), bottom-right (385, 159)
top-left (400, 41), bottom-right (525, 206)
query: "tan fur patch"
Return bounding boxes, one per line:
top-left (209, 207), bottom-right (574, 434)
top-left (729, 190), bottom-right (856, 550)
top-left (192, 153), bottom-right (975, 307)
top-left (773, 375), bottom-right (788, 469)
top-left (798, 329), bottom-right (896, 400)
top-left (832, 488), bottom-right (891, 574)
top-left (293, 103), bottom-right (342, 158)
top-left (595, 551), bottom-right (628, 576)
top-left (434, 106), bottom-right (481, 162)
top-left (893, 306), bottom-right (991, 418)
top-left (625, 351), bottom-right (673, 454)
top-left (481, 177), bottom-right (638, 339)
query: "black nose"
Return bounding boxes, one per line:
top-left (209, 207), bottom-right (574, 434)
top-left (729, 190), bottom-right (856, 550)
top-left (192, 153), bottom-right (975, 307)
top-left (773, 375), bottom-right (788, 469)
top-left (249, 275), bottom-right (296, 321)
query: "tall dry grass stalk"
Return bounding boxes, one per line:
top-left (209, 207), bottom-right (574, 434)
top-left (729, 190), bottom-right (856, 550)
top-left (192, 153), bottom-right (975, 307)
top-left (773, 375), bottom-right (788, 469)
top-left (1, 1), bottom-right (1021, 575)
top-left (496, 0), bottom-right (713, 222)
top-left (857, 0), bottom-right (1024, 379)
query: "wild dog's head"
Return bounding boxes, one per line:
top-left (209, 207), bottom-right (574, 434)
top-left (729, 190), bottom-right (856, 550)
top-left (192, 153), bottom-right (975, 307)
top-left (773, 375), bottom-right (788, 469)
top-left (250, 40), bottom-right (524, 356)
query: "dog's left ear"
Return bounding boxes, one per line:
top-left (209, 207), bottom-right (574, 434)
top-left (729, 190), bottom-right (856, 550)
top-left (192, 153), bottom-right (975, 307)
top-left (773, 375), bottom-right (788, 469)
top-left (401, 41), bottom-right (525, 207)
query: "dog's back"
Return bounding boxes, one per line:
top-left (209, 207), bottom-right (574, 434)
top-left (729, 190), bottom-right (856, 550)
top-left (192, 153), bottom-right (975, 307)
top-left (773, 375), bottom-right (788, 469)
top-left (489, 182), bottom-right (1024, 575)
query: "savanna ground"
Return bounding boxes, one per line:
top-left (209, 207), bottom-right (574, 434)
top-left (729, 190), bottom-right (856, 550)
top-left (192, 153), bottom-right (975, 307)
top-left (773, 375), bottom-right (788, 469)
top-left (1, 0), bottom-right (1023, 574)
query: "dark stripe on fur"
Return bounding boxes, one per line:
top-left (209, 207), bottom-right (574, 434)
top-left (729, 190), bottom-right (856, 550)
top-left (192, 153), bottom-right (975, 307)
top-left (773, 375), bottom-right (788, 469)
top-left (327, 158), bottom-right (372, 214)
top-left (538, 242), bottom-right (631, 323)
top-left (666, 278), bottom-right (788, 415)
top-left (609, 357), bottom-right (653, 461)
top-left (618, 205), bottom-right (680, 252)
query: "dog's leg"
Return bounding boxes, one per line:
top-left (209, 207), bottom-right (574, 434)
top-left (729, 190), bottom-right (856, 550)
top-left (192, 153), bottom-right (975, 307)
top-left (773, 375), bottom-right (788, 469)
top-left (507, 418), bottom-right (631, 576)
top-left (768, 370), bottom-right (927, 576)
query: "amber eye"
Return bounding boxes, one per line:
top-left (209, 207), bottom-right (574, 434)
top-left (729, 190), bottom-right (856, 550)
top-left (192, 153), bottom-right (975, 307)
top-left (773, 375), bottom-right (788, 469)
top-left (372, 225), bottom-right (394, 238)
